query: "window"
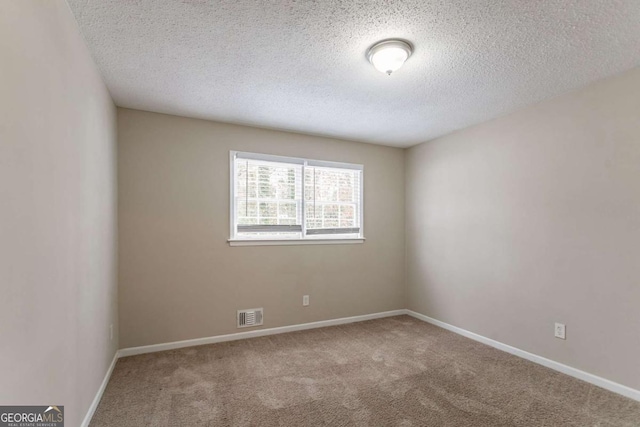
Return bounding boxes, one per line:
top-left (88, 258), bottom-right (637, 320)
top-left (229, 151), bottom-right (364, 245)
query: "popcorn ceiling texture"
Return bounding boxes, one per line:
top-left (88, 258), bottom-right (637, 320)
top-left (67, 0), bottom-right (640, 147)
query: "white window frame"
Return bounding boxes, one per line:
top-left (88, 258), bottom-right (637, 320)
top-left (228, 151), bottom-right (365, 246)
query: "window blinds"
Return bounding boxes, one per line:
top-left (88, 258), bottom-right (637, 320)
top-left (304, 166), bottom-right (361, 236)
top-left (234, 155), bottom-right (303, 237)
top-left (232, 151), bottom-right (363, 240)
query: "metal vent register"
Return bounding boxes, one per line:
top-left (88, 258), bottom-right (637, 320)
top-left (237, 308), bottom-right (263, 328)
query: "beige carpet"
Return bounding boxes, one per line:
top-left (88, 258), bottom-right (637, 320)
top-left (91, 316), bottom-right (640, 426)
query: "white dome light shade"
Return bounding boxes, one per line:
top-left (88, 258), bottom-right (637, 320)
top-left (367, 40), bottom-right (413, 75)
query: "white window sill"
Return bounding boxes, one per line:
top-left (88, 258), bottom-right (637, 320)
top-left (228, 238), bottom-right (365, 247)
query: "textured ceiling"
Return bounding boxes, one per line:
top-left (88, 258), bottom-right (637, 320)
top-left (67, 0), bottom-right (640, 147)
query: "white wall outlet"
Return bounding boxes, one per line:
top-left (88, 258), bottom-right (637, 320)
top-left (110, 324), bottom-right (113, 341)
top-left (554, 323), bottom-right (566, 340)
top-left (303, 295), bottom-right (309, 306)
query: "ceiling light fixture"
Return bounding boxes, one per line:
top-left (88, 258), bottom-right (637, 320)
top-left (367, 39), bottom-right (413, 75)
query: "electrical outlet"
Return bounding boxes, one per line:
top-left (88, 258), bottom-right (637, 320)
top-left (554, 323), bottom-right (566, 340)
top-left (110, 324), bottom-right (113, 341)
top-left (303, 295), bottom-right (309, 306)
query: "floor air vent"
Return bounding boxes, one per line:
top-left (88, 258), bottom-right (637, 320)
top-left (237, 308), bottom-right (263, 328)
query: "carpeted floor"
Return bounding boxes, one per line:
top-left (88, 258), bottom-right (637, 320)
top-left (90, 316), bottom-right (640, 426)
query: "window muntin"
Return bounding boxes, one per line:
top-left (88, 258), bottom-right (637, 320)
top-left (230, 151), bottom-right (363, 241)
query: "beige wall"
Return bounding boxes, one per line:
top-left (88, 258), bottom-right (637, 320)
top-left (0, 2), bottom-right (118, 426)
top-left (117, 108), bottom-right (405, 348)
top-left (406, 67), bottom-right (640, 391)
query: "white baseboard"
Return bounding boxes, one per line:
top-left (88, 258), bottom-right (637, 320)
top-left (406, 310), bottom-right (640, 402)
top-left (118, 309), bottom-right (406, 358)
top-left (80, 351), bottom-right (119, 427)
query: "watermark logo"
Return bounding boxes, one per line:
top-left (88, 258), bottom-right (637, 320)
top-left (0, 405), bottom-right (64, 427)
